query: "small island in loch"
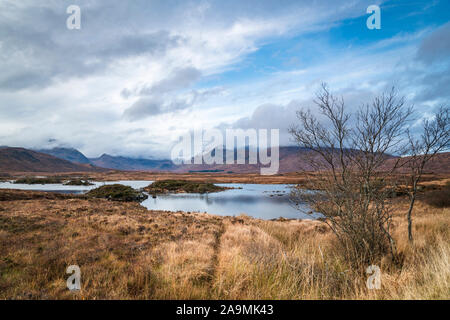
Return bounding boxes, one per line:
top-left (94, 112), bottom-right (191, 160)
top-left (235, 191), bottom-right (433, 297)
top-left (145, 180), bottom-right (231, 195)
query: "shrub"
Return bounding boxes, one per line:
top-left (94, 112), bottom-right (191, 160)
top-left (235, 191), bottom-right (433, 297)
top-left (14, 177), bottom-right (63, 184)
top-left (64, 179), bottom-right (94, 186)
top-left (424, 183), bottom-right (450, 208)
top-left (87, 184), bottom-right (147, 202)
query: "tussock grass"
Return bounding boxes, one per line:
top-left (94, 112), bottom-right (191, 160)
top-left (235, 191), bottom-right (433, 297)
top-left (423, 181), bottom-right (450, 208)
top-left (0, 189), bottom-right (448, 299)
top-left (211, 206), bottom-right (449, 299)
top-left (14, 177), bottom-right (63, 184)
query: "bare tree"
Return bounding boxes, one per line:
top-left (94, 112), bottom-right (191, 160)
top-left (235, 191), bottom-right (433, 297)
top-left (289, 84), bottom-right (412, 264)
top-left (403, 106), bottom-right (450, 242)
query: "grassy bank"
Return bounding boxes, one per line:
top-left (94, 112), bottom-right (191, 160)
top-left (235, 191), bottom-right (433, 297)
top-left (14, 177), bottom-right (63, 184)
top-left (0, 189), bottom-right (448, 299)
top-left (145, 180), bottom-right (228, 194)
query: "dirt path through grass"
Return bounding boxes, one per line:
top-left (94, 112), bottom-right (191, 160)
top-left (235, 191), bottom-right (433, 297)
top-left (206, 220), bottom-right (226, 287)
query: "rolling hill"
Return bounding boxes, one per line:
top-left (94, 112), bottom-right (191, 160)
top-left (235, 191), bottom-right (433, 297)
top-left (176, 147), bottom-right (450, 174)
top-left (175, 146), bottom-right (308, 173)
top-left (0, 147), bottom-right (101, 173)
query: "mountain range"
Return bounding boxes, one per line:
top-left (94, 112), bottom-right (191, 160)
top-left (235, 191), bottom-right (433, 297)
top-left (0, 146), bottom-right (449, 174)
top-left (35, 147), bottom-right (175, 171)
top-left (89, 154), bottom-right (176, 171)
top-left (35, 146), bottom-right (313, 173)
top-left (2, 146), bottom-right (309, 173)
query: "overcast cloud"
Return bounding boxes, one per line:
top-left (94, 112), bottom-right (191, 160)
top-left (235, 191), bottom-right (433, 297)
top-left (0, 0), bottom-right (448, 158)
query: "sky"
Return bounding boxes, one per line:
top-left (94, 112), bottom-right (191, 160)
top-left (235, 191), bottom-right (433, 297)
top-left (0, 0), bottom-right (449, 159)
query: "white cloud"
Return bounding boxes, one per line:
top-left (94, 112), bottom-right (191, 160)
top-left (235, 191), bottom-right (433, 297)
top-left (0, 0), bottom-right (446, 159)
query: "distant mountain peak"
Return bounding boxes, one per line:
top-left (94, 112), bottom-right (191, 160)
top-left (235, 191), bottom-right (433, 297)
top-left (36, 147), bottom-right (91, 164)
top-left (89, 154), bottom-right (176, 171)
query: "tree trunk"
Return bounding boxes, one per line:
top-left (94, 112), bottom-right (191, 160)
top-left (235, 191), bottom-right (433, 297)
top-left (407, 192), bottom-right (416, 243)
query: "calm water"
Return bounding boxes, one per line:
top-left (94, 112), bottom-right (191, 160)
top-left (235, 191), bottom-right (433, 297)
top-left (141, 184), bottom-right (318, 220)
top-left (0, 180), bottom-right (317, 220)
top-left (0, 180), bottom-right (151, 193)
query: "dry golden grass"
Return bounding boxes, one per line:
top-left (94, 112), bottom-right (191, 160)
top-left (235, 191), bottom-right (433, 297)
top-left (0, 196), bottom-right (223, 299)
top-left (0, 188), bottom-right (448, 300)
top-left (212, 208), bottom-right (449, 299)
top-left (4, 171), bottom-right (325, 185)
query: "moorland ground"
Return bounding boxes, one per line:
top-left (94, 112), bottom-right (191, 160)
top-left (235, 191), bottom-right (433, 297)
top-left (0, 174), bottom-right (449, 299)
top-left (3, 171), bottom-right (448, 184)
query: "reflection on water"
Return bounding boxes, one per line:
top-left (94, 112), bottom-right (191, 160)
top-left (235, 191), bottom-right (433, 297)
top-left (141, 184), bottom-right (318, 220)
top-left (0, 180), bottom-right (152, 194)
top-left (0, 180), bottom-right (317, 220)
